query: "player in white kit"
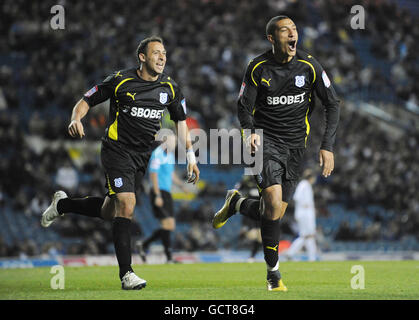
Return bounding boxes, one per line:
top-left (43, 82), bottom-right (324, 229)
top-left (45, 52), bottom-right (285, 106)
top-left (285, 169), bottom-right (317, 261)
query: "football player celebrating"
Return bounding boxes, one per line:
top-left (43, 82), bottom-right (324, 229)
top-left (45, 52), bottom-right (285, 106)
top-left (213, 16), bottom-right (340, 291)
top-left (41, 36), bottom-right (199, 290)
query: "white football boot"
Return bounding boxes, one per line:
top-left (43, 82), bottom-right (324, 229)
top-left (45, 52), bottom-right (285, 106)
top-left (121, 271), bottom-right (147, 290)
top-left (41, 190), bottom-right (67, 227)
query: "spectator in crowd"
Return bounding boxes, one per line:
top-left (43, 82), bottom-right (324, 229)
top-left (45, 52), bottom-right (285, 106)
top-left (55, 159), bottom-right (79, 194)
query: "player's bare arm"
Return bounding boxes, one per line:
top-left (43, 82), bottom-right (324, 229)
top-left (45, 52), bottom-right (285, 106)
top-left (68, 98), bottom-right (90, 138)
top-left (176, 120), bottom-right (200, 184)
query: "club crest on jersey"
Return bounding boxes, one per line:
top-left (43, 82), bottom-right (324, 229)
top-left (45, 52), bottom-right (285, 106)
top-left (114, 178), bottom-right (123, 188)
top-left (159, 92), bottom-right (168, 104)
top-left (295, 75), bottom-right (305, 88)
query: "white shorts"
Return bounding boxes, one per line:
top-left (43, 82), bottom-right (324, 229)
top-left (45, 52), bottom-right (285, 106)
top-left (295, 210), bottom-right (316, 237)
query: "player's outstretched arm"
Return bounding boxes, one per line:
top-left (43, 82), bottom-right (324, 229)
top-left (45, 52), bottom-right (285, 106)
top-left (68, 99), bottom-right (90, 139)
top-left (175, 120), bottom-right (200, 184)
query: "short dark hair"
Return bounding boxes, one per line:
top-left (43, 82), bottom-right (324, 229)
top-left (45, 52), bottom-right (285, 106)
top-left (136, 36), bottom-right (164, 65)
top-left (266, 15), bottom-right (290, 37)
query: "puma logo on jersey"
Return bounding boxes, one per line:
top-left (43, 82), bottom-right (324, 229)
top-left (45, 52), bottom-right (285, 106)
top-left (266, 245), bottom-right (278, 252)
top-left (115, 71), bottom-right (123, 78)
top-left (130, 107), bottom-right (164, 119)
top-left (267, 92), bottom-right (306, 105)
top-left (261, 78), bottom-right (272, 86)
top-left (126, 92), bottom-right (136, 101)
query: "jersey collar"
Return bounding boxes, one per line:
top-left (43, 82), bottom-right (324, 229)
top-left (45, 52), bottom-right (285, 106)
top-left (268, 50), bottom-right (296, 66)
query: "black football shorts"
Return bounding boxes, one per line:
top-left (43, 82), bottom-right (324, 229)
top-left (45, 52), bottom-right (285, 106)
top-left (254, 139), bottom-right (305, 203)
top-left (101, 139), bottom-right (152, 196)
top-left (150, 190), bottom-right (174, 219)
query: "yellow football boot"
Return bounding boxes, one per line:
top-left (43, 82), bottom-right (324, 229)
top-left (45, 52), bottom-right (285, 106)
top-left (267, 271), bottom-right (288, 292)
top-left (212, 189), bottom-right (241, 229)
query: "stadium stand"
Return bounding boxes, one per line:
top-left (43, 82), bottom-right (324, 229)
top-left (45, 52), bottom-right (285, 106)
top-left (0, 0), bottom-right (418, 257)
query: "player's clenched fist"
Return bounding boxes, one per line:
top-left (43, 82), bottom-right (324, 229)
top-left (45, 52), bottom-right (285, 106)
top-left (68, 119), bottom-right (85, 138)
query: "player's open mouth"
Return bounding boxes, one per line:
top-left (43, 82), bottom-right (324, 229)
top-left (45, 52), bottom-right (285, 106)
top-left (288, 40), bottom-right (296, 51)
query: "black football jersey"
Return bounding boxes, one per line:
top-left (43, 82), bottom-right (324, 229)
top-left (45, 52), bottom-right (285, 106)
top-left (83, 68), bottom-right (186, 151)
top-left (238, 49), bottom-right (340, 151)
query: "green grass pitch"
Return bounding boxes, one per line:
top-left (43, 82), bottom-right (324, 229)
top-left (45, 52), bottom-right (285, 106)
top-left (0, 261), bottom-right (418, 300)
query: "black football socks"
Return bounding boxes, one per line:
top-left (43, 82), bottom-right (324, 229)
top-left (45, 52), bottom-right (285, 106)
top-left (143, 229), bottom-right (163, 249)
top-left (112, 217), bottom-right (134, 280)
top-left (238, 198), bottom-right (261, 221)
top-left (227, 193), bottom-right (241, 218)
top-left (57, 196), bottom-right (104, 219)
top-left (236, 196), bottom-right (281, 271)
top-left (260, 216), bottom-right (281, 271)
top-left (160, 229), bottom-right (173, 262)
top-left (143, 229), bottom-right (173, 262)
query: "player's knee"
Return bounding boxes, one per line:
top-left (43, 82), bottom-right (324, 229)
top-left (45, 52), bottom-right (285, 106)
top-left (263, 192), bottom-right (283, 220)
top-left (118, 207), bottom-right (134, 219)
top-left (116, 197), bottom-right (136, 219)
top-left (278, 202), bottom-right (288, 220)
top-left (263, 186), bottom-right (282, 204)
top-left (268, 197), bottom-right (282, 211)
top-left (264, 209), bottom-right (281, 220)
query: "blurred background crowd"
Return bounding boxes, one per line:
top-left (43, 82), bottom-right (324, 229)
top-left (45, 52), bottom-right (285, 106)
top-left (0, 0), bottom-right (418, 258)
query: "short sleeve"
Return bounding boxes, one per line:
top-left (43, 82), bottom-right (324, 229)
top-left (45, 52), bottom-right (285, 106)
top-left (167, 89), bottom-right (187, 122)
top-left (149, 151), bottom-right (161, 173)
top-left (82, 73), bottom-right (117, 107)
